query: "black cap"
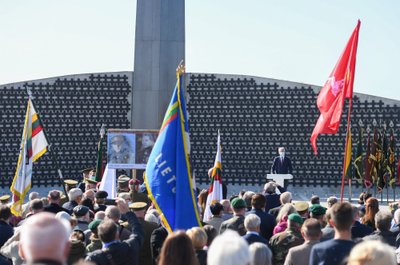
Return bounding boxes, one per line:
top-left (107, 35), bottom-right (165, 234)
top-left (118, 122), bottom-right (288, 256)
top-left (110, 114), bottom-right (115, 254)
top-left (73, 205), bottom-right (89, 217)
top-left (95, 190), bottom-right (108, 199)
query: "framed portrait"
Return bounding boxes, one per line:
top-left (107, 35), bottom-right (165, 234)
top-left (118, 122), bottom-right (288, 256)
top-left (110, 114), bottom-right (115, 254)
top-left (107, 129), bottom-right (158, 169)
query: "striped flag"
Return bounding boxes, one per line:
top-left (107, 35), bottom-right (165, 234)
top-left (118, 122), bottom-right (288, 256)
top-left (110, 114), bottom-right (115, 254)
top-left (145, 65), bottom-right (201, 231)
top-left (203, 131), bottom-right (223, 222)
top-left (353, 127), bottom-right (364, 182)
top-left (10, 99), bottom-right (48, 216)
top-left (388, 128), bottom-right (396, 186)
top-left (344, 129), bottom-right (352, 179)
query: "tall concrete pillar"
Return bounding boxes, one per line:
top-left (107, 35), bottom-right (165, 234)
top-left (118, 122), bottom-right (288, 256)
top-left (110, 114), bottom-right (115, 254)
top-left (131, 0), bottom-right (185, 129)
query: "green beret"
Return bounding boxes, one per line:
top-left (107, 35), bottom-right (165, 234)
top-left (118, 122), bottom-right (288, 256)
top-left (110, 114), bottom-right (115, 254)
top-left (231, 198), bottom-right (246, 209)
top-left (310, 204), bottom-right (327, 216)
top-left (88, 220), bottom-right (102, 231)
top-left (288, 213), bottom-right (304, 224)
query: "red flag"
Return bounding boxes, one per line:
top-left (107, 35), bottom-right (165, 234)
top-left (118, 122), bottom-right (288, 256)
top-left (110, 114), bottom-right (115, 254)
top-left (311, 20), bottom-right (361, 155)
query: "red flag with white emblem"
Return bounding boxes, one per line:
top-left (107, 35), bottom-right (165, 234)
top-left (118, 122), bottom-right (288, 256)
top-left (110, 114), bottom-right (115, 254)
top-left (311, 20), bottom-right (361, 155)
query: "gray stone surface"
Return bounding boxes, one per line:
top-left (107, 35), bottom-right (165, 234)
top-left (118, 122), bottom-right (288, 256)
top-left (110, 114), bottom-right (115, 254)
top-left (132, 0), bottom-right (185, 130)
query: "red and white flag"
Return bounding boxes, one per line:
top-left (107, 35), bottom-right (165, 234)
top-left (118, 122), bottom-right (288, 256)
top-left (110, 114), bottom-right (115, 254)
top-left (311, 20), bottom-right (361, 155)
top-left (203, 131), bottom-right (223, 222)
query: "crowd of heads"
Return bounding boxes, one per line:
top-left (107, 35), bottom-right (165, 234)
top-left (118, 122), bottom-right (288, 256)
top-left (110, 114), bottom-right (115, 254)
top-left (1, 178), bottom-right (400, 265)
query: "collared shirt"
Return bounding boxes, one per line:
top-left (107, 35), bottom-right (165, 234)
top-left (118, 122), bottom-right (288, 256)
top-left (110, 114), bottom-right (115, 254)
top-left (102, 240), bottom-right (120, 249)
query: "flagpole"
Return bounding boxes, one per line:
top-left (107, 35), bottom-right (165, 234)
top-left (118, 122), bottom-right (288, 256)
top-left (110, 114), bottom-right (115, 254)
top-left (26, 86), bottom-right (69, 201)
top-left (340, 98), bottom-right (353, 202)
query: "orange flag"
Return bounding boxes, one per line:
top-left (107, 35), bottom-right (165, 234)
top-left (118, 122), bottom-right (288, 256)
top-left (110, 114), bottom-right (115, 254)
top-left (311, 20), bottom-right (361, 155)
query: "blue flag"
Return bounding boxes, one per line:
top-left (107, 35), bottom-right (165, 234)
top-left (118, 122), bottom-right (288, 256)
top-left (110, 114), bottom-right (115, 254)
top-left (145, 68), bottom-right (201, 231)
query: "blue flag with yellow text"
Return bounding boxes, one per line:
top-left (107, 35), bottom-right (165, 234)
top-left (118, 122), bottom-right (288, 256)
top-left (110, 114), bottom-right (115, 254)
top-left (145, 68), bottom-right (201, 231)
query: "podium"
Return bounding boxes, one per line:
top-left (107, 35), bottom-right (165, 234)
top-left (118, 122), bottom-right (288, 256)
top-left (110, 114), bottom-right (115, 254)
top-left (266, 174), bottom-right (293, 188)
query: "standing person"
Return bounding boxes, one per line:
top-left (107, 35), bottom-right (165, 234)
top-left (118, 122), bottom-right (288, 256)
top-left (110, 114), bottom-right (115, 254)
top-left (269, 213), bottom-right (304, 265)
top-left (242, 214), bottom-right (269, 245)
top-left (219, 198), bottom-right (247, 236)
top-left (248, 194), bottom-right (275, 240)
top-left (271, 147), bottom-right (292, 188)
top-left (19, 212), bottom-right (71, 265)
top-left (310, 202), bottom-right (355, 265)
top-left (0, 205), bottom-right (13, 248)
top-left (361, 197), bottom-right (379, 230)
top-left (129, 202), bottom-right (158, 265)
top-left (284, 218), bottom-right (322, 265)
top-left (85, 199), bottom-right (144, 265)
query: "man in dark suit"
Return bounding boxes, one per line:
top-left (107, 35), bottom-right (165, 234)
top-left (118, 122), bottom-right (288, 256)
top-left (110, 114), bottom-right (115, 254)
top-left (242, 214), bottom-right (269, 245)
top-left (271, 147), bottom-right (293, 188)
top-left (248, 194), bottom-right (275, 240)
top-left (44, 190), bottom-right (70, 214)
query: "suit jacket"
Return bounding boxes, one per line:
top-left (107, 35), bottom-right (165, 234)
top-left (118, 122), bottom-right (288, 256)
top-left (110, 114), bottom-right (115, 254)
top-left (271, 156), bottom-right (292, 174)
top-left (242, 232), bottom-right (269, 245)
top-left (85, 211), bottom-right (144, 265)
top-left (44, 203), bottom-right (70, 215)
top-left (284, 240), bottom-right (319, 265)
top-left (219, 215), bottom-right (246, 236)
top-left (248, 208), bottom-right (275, 240)
top-left (150, 226), bottom-right (168, 265)
top-left (351, 221), bottom-right (373, 239)
top-left (206, 216), bottom-right (224, 232)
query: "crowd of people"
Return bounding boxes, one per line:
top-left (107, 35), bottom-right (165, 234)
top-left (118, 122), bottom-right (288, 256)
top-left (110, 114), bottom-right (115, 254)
top-left (0, 171), bottom-right (400, 265)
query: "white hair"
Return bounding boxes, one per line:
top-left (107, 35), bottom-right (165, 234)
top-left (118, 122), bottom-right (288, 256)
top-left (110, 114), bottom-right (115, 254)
top-left (20, 212), bottom-right (71, 262)
top-left (280, 192), bottom-right (292, 204)
top-left (68, 188), bottom-right (83, 201)
top-left (249, 242), bottom-right (273, 265)
top-left (208, 230), bottom-right (251, 265)
top-left (244, 214), bottom-right (261, 232)
top-left (28, 192), bottom-right (39, 201)
top-left (348, 240), bottom-right (396, 265)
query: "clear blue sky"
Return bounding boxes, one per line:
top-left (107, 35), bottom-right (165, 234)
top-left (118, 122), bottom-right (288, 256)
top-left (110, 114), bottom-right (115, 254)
top-left (1, 1), bottom-right (399, 100)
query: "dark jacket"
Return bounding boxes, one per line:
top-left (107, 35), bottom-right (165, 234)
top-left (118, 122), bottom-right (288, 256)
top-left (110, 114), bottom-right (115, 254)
top-left (351, 220), bottom-right (373, 239)
top-left (0, 221), bottom-right (13, 248)
top-left (248, 208), bottom-right (276, 240)
top-left (85, 212), bottom-right (144, 265)
top-left (219, 215), bottom-right (246, 236)
top-left (242, 232), bottom-right (269, 245)
top-left (44, 203), bottom-right (70, 215)
top-left (150, 226), bottom-right (168, 265)
top-left (271, 156), bottom-right (292, 174)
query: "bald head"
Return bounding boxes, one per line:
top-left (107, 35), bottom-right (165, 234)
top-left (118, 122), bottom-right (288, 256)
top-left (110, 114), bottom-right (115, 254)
top-left (105, 206), bottom-right (121, 223)
top-left (19, 212), bottom-right (71, 264)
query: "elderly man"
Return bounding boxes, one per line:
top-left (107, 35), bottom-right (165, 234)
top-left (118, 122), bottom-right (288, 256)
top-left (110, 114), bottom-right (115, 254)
top-left (44, 190), bottom-right (69, 214)
top-left (18, 212), bottom-right (71, 265)
top-left (208, 230), bottom-right (251, 265)
top-left (242, 214), bottom-right (269, 245)
top-left (62, 188), bottom-right (83, 212)
top-left (269, 191), bottom-right (292, 218)
top-left (85, 199), bottom-right (144, 265)
top-left (219, 198), bottom-right (247, 236)
top-left (363, 210), bottom-right (396, 246)
top-left (105, 205), bottom-right (131, 240)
